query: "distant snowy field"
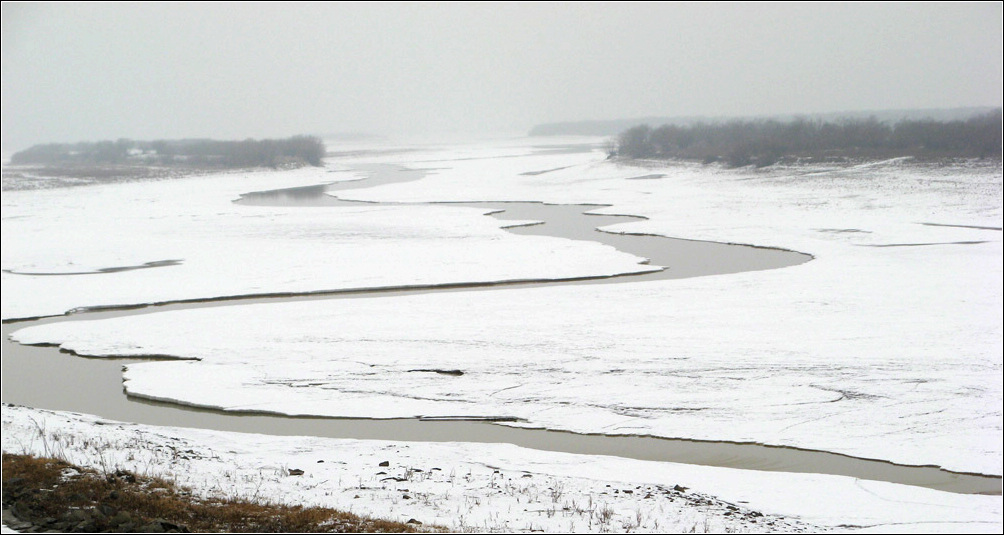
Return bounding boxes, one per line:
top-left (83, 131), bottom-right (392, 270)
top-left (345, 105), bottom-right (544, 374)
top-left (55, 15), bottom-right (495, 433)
top-left (1, 141), bottom-right (652, 320)
top-left (3, 136), bottom-right (1001, 531)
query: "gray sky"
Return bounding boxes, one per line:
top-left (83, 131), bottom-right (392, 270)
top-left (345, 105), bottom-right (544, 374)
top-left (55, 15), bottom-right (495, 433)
top-left (2, 2), bottom-right (1001, 149)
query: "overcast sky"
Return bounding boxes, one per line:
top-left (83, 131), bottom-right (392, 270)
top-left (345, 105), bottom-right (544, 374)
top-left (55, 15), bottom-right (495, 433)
top-left (2, 2), bottom-right (1001, 149)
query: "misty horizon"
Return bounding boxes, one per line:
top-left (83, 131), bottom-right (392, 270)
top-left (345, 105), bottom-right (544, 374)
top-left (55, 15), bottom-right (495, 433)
top-left (3, 3), bottom-right (1002, 151)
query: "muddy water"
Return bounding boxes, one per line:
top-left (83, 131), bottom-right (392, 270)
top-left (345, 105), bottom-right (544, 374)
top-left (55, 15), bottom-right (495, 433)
top-left (238, 163), bottom-right (812, 282)
top-left (3, 164), bottom-right (999, 495)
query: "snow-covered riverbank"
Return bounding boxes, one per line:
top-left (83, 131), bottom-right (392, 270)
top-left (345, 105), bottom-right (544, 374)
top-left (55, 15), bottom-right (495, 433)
top-left (7, 405), bottom-right (1002, 533)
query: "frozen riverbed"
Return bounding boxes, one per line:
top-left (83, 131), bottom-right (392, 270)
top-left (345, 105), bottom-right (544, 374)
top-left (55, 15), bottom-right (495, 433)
top-left (1, 144), bottom-right (655, 321)
top-left (2, 136), bottom-right (1002, 531)
top-left (8, 139), bottom-right (1000, 474)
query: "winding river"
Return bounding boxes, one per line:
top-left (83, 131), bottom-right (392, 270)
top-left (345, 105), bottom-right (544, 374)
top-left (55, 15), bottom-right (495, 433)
top-left (2, 163), bottom-right (999, 496)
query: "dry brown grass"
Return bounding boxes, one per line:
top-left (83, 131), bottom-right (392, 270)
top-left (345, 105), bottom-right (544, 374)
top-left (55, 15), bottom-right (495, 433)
top-left (2, 453), bottom-right (438, 533)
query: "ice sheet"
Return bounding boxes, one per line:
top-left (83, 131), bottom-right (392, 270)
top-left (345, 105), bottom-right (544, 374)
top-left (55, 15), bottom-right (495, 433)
top-left (1, 156), bottom-right (653, 320)
top-left (8, 140), bottom-right (1001, 477)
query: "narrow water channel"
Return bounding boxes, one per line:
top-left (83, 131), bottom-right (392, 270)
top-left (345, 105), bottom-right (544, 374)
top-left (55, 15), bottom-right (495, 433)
top-left (2, 163), bottom-right (999, 495)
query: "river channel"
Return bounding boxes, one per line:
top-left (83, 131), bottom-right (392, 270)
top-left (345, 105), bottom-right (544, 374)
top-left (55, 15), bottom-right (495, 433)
top-left (2, 163), bottom-right (999, 495)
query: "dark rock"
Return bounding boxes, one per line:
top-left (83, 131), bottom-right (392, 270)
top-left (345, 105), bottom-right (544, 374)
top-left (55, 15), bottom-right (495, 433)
top-left (406, 518), bottom-right (422, 525)
top-left (154, 519), bottom-right (189, 532)
top-left (378, 461), bottom-right (390, 467)
top-left (2, 509), bottom-right (32, 531)
top-left (136, 519), bottom-right (187, 533)
top-left (110, 511), bottom-right (132, 526)
top-left (402, 495), bottom-right (411, 500)
top-left (673, 484), bottom-right (688, 492)
top-left (113, 470), bottom-right (136, 483)
top-left (138, 521), bottom-right (166, 533)
top-left (287, 468), bottom-right (304, 476)
top-left (74, 519), bottom-right (98, 532)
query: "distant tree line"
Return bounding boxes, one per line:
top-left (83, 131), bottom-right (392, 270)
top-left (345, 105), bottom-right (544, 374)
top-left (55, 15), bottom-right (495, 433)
top-left (529, 107), bottom-right (1000, 136)
top-left (10, 136), bottom-right (326, 168)
top-left (613, 110), bottom-right (1002, 167)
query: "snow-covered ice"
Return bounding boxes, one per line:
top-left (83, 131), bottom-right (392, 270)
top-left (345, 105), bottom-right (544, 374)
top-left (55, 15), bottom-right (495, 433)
top-left (1, 150), bottom-right (653, 320)
top-left (3, 136), bottom-right (1001, 531)
top-left (8, 139), bottom-right (1000, 475)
